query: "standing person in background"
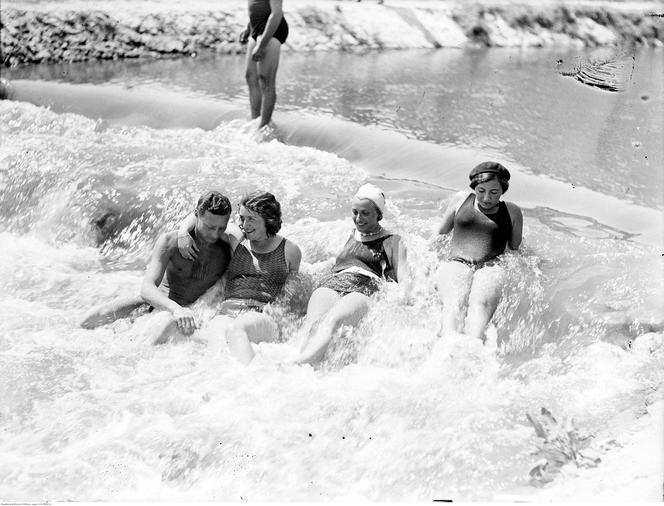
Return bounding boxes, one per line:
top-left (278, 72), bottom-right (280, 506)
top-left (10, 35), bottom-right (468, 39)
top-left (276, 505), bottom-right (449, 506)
top-left (239, 0), bottom-right (288, 129)
top-left (433, 162), bottom-right (523, 344)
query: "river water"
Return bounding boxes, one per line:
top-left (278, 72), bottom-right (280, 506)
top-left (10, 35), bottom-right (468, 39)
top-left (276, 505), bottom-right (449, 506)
top-left (0, 47), bottom-right (662, 501)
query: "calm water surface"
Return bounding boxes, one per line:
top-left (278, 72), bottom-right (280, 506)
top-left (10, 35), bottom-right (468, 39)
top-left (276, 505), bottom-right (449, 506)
top-left (5, 47), bottom-right (663, 209)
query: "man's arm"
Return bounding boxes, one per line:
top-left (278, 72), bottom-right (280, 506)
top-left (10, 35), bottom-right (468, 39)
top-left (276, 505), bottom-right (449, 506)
top-left (141, 233), bottom-right (197, 334)
top-left (140, 233), bottom-right (180, 313)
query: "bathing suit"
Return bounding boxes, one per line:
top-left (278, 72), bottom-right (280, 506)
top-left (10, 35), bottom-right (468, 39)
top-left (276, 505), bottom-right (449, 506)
top-left (449, 193), bottom-right (512, 266)
top-left (162, 230), bottom-right (231, 306)
top-left (318, 232), bottom-right (394, 296)
top-left (218, 297), bottom-right (266, 318)
top-left (224, 238), bottom-right (290, 305)
top-left (249, 0), bottom-right (289, 44)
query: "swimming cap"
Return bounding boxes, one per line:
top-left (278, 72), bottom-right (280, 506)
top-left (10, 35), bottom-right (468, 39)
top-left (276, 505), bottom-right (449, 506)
top-left (354, 183), bottom-right (386, 215)
top-left (469, 161), bottom-right (510, 181)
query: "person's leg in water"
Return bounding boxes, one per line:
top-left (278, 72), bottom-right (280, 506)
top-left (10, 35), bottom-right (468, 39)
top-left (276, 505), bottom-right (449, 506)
top-left (297, 287), bottom-right (342, 347)
top-left (256, 37), bottom-right (282, 128)
top-left (201, 315), bottom-right (234, 359)
top-left (465, 264), bottom-right (505, 343)
top-left (142, 311), bottom-right (180, 345)
top-left (436, 261), bottom-right (474, 336)
top-left (224, 311), bottom-right (279, 365)
top-left (80, 295), bottom-right (145, 329)
top-left (245, 38), bottom-right (262, 121)
top-left (140, 307), bottom-right (204, 346)
top-left (296, 291), bottom-right (371, 365)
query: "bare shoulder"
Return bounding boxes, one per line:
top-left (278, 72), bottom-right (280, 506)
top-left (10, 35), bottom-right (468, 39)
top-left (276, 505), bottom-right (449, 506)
top-left (154, 230), bottom-right (179, 257)
top-left (282, 237), bottom-right (302, 270)
top-left (161, 230), bottom-right (180, 248)
top-left (284, 237), bottom-right (302, 258)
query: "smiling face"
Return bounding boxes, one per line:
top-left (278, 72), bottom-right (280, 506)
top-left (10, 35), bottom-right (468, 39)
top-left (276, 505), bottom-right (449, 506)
top-left (474, 179), bottom-right (504, 212)
top-left (237, 205), bottom-right (268, 241)
top-left (194, 210), bottom-right (230, 243)
top-left (351, 198), bottom-right (381, 234)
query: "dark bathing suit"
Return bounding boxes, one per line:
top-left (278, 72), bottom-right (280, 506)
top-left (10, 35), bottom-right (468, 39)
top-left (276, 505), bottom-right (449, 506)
top-left (222, 238), bottom-right (290, 313)
top-left (249, 0), bottom-right (289, 44)
top-left (162, 231), bottom-right (231, 306)
top-left (319, 232), bottom-right (394, 297)
top-left (449, 193), bottom-right (512, 267)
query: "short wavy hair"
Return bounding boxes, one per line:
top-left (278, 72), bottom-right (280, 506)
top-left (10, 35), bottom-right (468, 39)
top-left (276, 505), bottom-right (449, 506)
top-left (240, 191), bottom-right (282, 236)
top-left (469, 171), bottom-right (510, 193)
top-left (196, 190), bottom-right (232, 216)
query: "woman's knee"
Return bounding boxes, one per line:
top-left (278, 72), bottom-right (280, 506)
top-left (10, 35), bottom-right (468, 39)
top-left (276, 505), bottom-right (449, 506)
top-left (325, 294), bottom-right (370, 326)
top-left (234, 313), bottom-right (277, 343)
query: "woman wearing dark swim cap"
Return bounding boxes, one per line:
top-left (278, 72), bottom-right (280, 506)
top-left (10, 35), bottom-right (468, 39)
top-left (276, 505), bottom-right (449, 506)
top-left (433, 161), bottom-right (523, 344)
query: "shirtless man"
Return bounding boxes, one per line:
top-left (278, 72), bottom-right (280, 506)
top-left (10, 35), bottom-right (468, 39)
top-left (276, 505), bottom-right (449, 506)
top-left (80, 190), bottom-right (234, 344)
top-left (239, 0), bottom-right (289, 128)
top-left (179, 191), bottom-right (302, 364)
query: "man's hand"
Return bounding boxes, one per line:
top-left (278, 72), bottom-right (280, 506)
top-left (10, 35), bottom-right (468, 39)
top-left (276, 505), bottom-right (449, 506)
top-left (173, 307), bottom-right (197, 335)
top-left (239, 26), bottom-right (250, 44)
top-left (177, 233), bottom-right (199, 260)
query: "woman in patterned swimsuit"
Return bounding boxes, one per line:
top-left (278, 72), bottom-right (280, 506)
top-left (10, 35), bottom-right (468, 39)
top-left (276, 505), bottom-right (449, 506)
top-left (179, 191), bottom-right (301, 364)
top-left (433, 161), bottom-right (523, 344)
top-left (295, 184), bottom-right (409, 365)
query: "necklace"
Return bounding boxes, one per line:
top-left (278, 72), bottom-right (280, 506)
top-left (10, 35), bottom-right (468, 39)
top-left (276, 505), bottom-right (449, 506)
top-left (359, 226), bottom-right (383, 238)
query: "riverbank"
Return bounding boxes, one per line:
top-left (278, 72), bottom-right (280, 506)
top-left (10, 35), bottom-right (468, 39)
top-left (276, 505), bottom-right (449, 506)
top-left (2, 0), bottom-right (663, 66)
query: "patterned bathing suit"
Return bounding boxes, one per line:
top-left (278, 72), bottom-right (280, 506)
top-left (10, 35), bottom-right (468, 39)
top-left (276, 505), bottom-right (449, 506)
top-left (223, 238), bottom-right (290, 307)
top-left (318, 232), bottom-right (394, 297)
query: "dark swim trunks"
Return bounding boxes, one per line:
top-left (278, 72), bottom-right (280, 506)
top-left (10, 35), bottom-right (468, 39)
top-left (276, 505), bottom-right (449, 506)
top-left (249, 0), bottom-right (289, 44)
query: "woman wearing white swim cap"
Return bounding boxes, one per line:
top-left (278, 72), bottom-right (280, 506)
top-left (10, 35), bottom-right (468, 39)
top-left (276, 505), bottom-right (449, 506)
top-left (295, 183), bottom-right (409, 365)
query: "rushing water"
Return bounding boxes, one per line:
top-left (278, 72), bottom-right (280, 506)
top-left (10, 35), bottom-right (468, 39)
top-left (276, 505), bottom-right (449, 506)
top-left (0, 47), bottom-right (662, 501)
